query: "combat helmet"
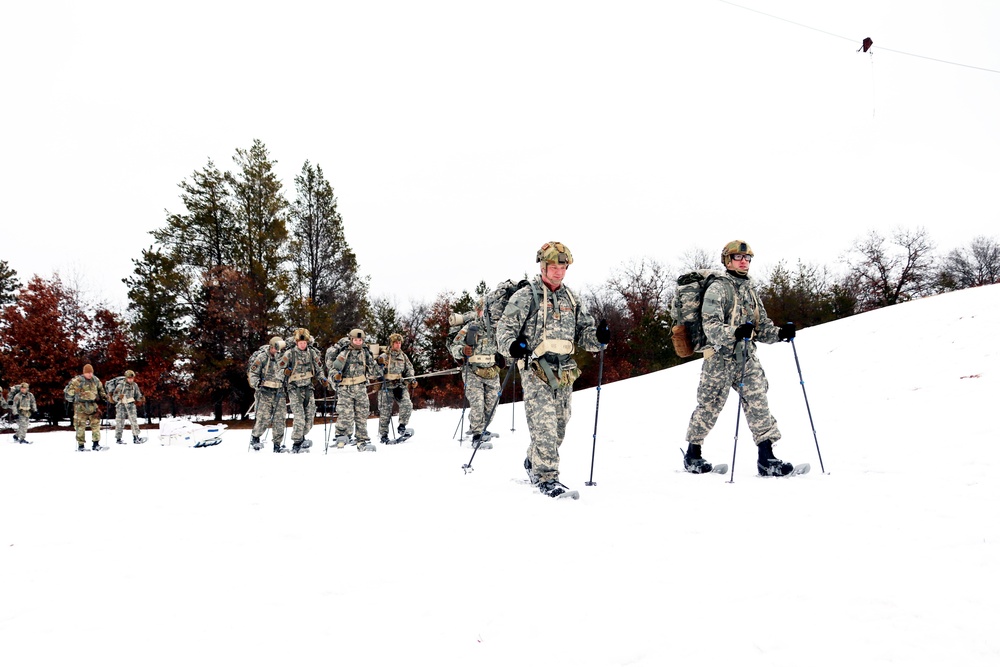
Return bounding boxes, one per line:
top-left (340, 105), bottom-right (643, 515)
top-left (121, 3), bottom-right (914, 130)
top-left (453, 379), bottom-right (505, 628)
top-left (536, 241), bottom-right (573, 267)
top-left (721, 240), bottom-right (754, 266)
top-left (293, 328), bottom-right (310, 342)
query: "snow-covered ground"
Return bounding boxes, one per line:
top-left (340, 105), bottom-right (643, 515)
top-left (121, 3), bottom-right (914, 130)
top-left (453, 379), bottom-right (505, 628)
top-left (2, 285), bottom-right (998, 666)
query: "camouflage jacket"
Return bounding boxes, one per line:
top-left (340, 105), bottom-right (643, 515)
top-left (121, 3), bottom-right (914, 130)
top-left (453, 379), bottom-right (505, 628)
top-left (377, 349), bottom-right (415, 386)
top-left (449, 311), bottom-right (499, 369)
top-left (248, 346), bottom-right (285, 391)
top-left (331, 343), bottom-right (381, 384)
top-left (496, 276), bottom-right (601, 374)
top-left (278, 346), bottom-right (327, 388)
top-left (67, 375), bottom-right (109, 411)
top-left (112, 381), bottom-right (144, 405)
top-left (703, 271), bottom-right (779, 356)
top-left (11, 391), bottom-right (37, 415)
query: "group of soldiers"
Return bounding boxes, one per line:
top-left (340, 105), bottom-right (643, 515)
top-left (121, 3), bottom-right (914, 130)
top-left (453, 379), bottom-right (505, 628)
top-left (246, 326), bottom-right (417, 453)
top-left (6, 238), bottom-right (799, 494)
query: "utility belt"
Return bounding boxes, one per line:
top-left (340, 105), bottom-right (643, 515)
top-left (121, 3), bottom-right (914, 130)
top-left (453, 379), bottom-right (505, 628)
top-left (339, 375), bottom-right (367, 386)
top-left (289, 371), bottom-right (313, 382)
top-left (121, 397), bottom-right (135, 404)
top-left (383, 373), bottom-right (402, 381)
top-left (532, 339), bottom-right (574, 357)
top-left (261, 380), bottom-right (283, 389)
top-left (468, 354), bottom-right (495, 365)
top-left (521, 351), bottom-right (580, 390)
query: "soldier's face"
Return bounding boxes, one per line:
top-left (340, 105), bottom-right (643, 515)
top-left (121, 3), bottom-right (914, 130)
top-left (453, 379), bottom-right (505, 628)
top-left (391, 341), bottom-right (401, 351)
top-left (297, 340), bottom-right (308, 350)
top-left (83, 372), bottom-right (93, 380)
top-left (353, 337), bottom-right (363, 346)
top-left (126, 377), bottom-right (134, 383)
top-left (726, 255), bottom-right (751, 273)
top-left (543, 262), bottom-right (568, 286)
top-left (20, 387), bottom-right (27, 393)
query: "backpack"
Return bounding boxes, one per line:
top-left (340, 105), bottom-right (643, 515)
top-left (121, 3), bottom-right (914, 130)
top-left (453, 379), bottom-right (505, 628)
top-left (105, 375), bottom-right (128, 401)
top-left (668, 269), bottom-right (729, 357)
top-left (485, 279), bottom-right (530, 331)
top-left (247, 345), bottom-right (270, 379)
top-left (64, 377), bottom-right (78, 403)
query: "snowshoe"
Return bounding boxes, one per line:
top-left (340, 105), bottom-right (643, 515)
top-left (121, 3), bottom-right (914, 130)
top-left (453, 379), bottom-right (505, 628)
top-left (291, 439), bottom-right (312, 453)
top-left (537, 479), bottom-right (580, 500)
top-left (392, 427), bottom-right (415, 444)
top-left (356, 440), bottom-right (376, 452)
top-left (116, 438), bottom-right (124, 445)
top-left (77, 444), bottom-right (85, 452)
top-left (466, 429), bottom-right (498, 439)
top-left (757, 458), bottom-right (795, 477)
top-left (380, 434), bottom-right (390, 444)
top-left (274, 444), bottom-right (288, 454)
top-left (133, 436), bottom-right (148, 444)
top-left (335, 435), bottom-right (351, 449)
top-left (679, 447), bottom-right (726, 474)
top-left (91, 443), bottom-right (107, 451)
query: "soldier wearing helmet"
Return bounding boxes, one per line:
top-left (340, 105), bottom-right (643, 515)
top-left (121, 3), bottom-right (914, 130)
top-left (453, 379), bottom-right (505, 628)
top-left (277, 328), bottom-right (329, 453)
top-left (449, 295), bottom-right (503, 448)
top-left (376, 332), bottom-right (416, 443)
top-left (682, 240), bottom-right (798, 476)
top-left (330, 327), bottom-right (383, 451)
top-left (112, 369), bottom-right (146, 444)
top-left (496, 241), bottom-right (611, 499)
top-left (9, 381), bottom-right (37, 444)
top-left (247, 336), bottom-right (288, 451)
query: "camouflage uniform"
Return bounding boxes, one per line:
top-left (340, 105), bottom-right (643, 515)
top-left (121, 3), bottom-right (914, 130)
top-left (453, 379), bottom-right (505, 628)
top-left (449, 307), bottom-right (501, 437)
top-left (10, 385), bottom-right (37, 441)
top-left (377, 338), bottom-right (415, 439)
top-left (496, 275), bottom-right (602, 484)
top-left (330, 335), bottom-right (381, 446)
top-left (66, 373), bottom-right (109, 447)
top-left (278, 337), bottom-right (327, 444)
top-left (685, 270), bottom-right (782, 447)
top-left (112, 376), bottom-right (145, 442)
top-left (248, 344), bottom-right (287, 446)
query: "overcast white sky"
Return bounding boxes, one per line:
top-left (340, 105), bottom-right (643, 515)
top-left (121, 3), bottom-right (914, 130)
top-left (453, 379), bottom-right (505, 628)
top-left (3, 0), bottom-right (998, 313)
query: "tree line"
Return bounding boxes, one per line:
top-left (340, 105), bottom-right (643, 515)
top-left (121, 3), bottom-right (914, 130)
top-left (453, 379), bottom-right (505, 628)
top-left (2, 139), bottom-right (998, 425)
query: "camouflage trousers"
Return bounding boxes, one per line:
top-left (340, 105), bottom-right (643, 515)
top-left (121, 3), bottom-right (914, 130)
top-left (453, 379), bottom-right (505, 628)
top-left (287, 384), bottom-right (316, 443)
top-left (377, 384), bottom-right (412, 436)
top-left (685, 348), bottom-right (781, 447)
top-left (521, 367), bottom-right (573, 484)
top-left (16, 412), bottom-right (30, 440)
top-left (115, 403), bottom-right (141, 440)
top-left (336, 382), bottom-right (371, 443)
top-left (464, 369), bottom-right (500, 435)
top-left (251, 388), bottom-right (286, 444)
top-left (74, 405), bottom-right (102, 445)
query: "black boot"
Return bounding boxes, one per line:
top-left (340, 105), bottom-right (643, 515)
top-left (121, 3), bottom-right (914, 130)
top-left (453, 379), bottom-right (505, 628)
top-left (274, 443), bottom-right (287, 453)
top-left (683, 443), bottom-right (713, 474)
top-left (380, 434), bottom-right (390, 444)
top-left (757, 439), bottom-right (793, 476)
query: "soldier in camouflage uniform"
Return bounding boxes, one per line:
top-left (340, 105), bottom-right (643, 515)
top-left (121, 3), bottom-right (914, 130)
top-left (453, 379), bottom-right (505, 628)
top-left (330, 328), bottom-right (382, 451)
top-left (449, 300), bottom-right (502, 448)
top-left (247, 336), bottom-right (287, 452)
top-left (496, 242), bottom-right (609, 498)
top-left (377, 332), bottom-right (416, 444)
top-left (112, 370), bottom-right (145, 444)
top-left (66, 363), bottom-right (109, 451)
top-left (683, 240), bottom-right (797, 476)
top-left (277, 328), bottom-right (329, 453)
top-left (9, 382), bottom-right (37, 443)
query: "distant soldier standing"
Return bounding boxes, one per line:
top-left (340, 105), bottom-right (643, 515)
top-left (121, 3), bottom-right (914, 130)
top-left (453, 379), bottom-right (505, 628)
top-left (449, 300), bottom-right (502, 448)
top-left (278, 328), bottom-right (328, 453)
top-left (66, 364), bottom-right (109, 451)
top-left (496, 242), bottom-right (610, 499)
top-left (377, 332), bottom-right (416, 444)
top-left (9, 382), bottom-right (37, 443)
top-left (112, 370), bottom-right (146, 444)
top-left (330, 328), bottom-right (382, 451)
top-left (247, 336), bottom-right (287, 452)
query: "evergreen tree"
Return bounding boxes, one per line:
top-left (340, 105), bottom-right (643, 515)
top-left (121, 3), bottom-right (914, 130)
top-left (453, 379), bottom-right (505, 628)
top-left (0, 259), bottom-right (21, 307)
top-left (286, 160), bottom-right (367, 342)
top-left (228, 139), bottom-right (290, 341)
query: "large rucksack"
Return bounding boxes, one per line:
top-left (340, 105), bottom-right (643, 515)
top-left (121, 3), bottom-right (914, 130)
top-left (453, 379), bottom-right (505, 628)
top-left (105, 375), bottom-right (127, 401)
top-left (668, 269), bottom-right (728, 357)
top-left (485, 278), bottom-right (529, 331)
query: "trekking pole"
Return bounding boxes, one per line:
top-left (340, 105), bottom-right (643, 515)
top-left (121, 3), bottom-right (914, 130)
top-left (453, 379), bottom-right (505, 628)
top-left (727, 337), bottom-right (752, 484)
top-left (585, 345), bottom-right (607, 486)
top-left (381, 378), bottom-right (396, 442)
top-left (452, 364), bottom-right (469, 442)
top-left (462, 362), bottom-right (517, 473)
top-left (510, 361), bottom-right (517, 432)
top-left (790, 336), bottom-right (827, 474)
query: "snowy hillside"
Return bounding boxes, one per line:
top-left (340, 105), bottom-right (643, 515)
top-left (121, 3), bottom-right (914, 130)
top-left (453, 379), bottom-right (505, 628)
top-left (2, 285), bottom-right (999, 667)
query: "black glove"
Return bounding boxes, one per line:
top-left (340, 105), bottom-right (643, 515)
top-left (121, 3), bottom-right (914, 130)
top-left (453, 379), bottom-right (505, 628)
top-left (509, 334), bottom-right (529, 359)
top-left (596, 319), bottom-right (610, 345)
top-left (494, 352), bottom-right (506, 368)
top-left (778, 322), bottom-right (796, 341)
top-left (734, 322), bottom-right (755, 340)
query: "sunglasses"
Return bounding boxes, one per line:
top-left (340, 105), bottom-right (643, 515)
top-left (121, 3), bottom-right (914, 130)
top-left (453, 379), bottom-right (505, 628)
top-left (730, 254), bottom-right (752, 262)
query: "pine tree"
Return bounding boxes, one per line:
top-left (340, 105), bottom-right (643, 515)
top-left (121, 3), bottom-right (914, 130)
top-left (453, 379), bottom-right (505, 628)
top-left (0, 259), bottom-right (21, 308)
top-left (286, 160), bottom-right (367, 343)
